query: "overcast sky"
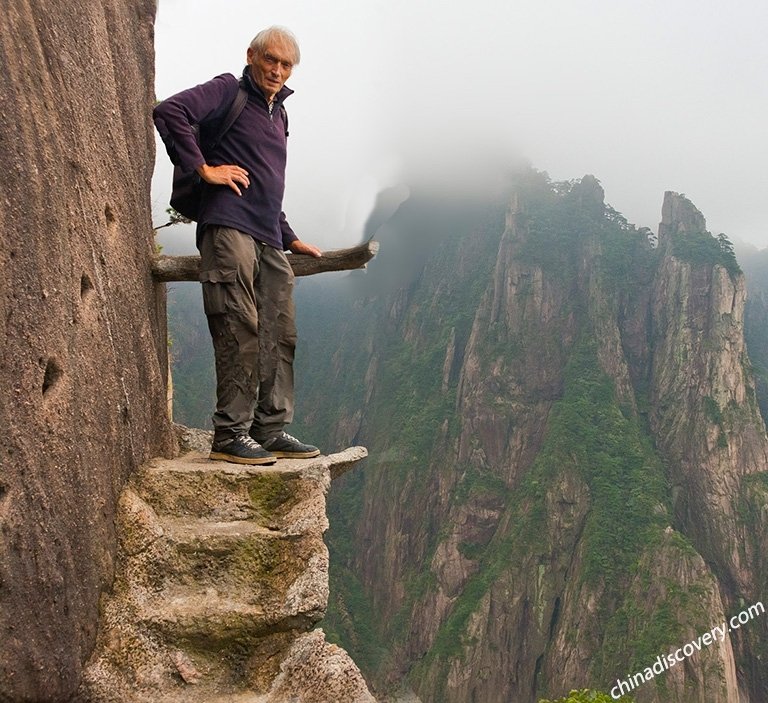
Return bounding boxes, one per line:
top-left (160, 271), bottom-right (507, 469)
top-left (152, 0), bottom-right (768, 253)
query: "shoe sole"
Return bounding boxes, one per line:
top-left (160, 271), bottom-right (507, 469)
top-left (209, 451), bottom-right (277, 466)
top-left (267, 449), bottom-right (321, 459)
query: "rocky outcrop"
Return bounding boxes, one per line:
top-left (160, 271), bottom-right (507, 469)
top-left (0, 2), bottom-right (174, 700)
top-left (738, 243), bottom-right (768, 423)
top-left (650, 194), bottom-right (765, 585)
top-left (77, 443), bottom-right (374, 703)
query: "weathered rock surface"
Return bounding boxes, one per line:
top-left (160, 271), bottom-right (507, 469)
top-left (647, 193), bottom-right (768, 700)
top-left (650, 196), bottom-right (767, 591)
top-left (0, 2), bottom-right (175, 700)
top-left (77, 445), bottom-right (375, 703)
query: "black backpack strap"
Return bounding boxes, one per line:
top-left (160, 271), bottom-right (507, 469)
top-left (209, 87), bottom-right (248, 149)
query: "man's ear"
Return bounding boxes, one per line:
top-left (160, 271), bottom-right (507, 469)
top-left (246, 47), bottom-right (254, 65)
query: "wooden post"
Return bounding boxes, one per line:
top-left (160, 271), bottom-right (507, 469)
top-left (151, 241), bottom-right (379, 282)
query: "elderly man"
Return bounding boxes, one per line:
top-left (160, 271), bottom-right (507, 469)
top-left (154, 26), bottom-right (320, 465)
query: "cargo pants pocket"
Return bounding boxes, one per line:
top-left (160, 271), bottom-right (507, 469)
top-left (200, 268), bottom-right (238, 316)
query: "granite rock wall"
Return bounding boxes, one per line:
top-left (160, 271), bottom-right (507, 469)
top-left (0, 2), bottom-right (175, 699)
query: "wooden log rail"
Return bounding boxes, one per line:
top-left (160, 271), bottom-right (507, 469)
top-left (151, 241), bottom-right (379, 282)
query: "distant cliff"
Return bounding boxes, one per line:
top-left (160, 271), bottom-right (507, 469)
top-left (291, 172), bottom-right (768, 702)
top-left (0, 2), bottom-right (175, 700)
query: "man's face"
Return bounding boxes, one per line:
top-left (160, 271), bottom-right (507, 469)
top-left (247, 42), bottom-right (294, 101)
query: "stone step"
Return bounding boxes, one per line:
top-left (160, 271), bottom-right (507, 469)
top-left (133, 453), bottom-right (312, 526)
top-left (134, 448), bottom-right (367, 522)
top-left (110, 675), bottom-right (271, 703)
top-left (161, 517), bottom-right (286, 543)
top-left (156, 517), bottom-right (317, 597)
top-left (140, 587), bottom-right (319, 651)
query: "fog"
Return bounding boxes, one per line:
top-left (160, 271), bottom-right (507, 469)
top-left (152, 0), bottom-right (768, 254)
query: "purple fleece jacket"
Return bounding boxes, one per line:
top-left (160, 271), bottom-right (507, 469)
top-left (153, 67), bottom-right (297, 250)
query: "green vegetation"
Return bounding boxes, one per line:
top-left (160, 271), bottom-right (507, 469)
top-left (454, 465), bottom-right (509, 505)
top-left (739, 244), bottom-right (768, 425)
top-left (704, 396), bottom-right (723, 424)
top-left (300, 173), bottom-right (729, 698)
top-left (515, 176), bottom-right (659, 296)
top-left (413, 338), bottom-right (672, 686)
top-left (744, 471), bottom-right (768, 491)
top-left (598, 571), bottom-right (706, 688)
top-left (247, 473), bottom-right (295, 523)
top-left (324, 562), bottom-right (393, 676)
top-left (554, 343), bottom-right (669, 589)
top-left (166, 282), bottom-right (215, 429)
top-left (671, 228), bottom-right (741, 278)
top-left (154, 206), bottom-right (192, 229)
top-left (229, 535), bottom-right (282, 579)
top-left (300, 197), bottom-right (510, 677)
top-left (740, 472), bottom-right (768, 530)
top-left (515, 177), bottom-right (593, 273)
top-left (703, 396), bottom-right (729, 448)
top-left (539, 690), bottom-right (633, 703)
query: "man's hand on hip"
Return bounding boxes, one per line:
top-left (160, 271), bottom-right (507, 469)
top-left (197, 163), bottom-right (250, 196)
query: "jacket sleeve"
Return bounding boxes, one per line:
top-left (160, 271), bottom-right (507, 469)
top-left (153, 73), bottom-right (239, 172)
top-left (280, 211), bottom-right (298, 250)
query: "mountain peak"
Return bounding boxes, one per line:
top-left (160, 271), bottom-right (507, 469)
top-left (659, 190), bottom-right (708, 245)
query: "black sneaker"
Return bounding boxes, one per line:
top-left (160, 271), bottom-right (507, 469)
top-left (258, 432), bottom-right (320, 459)
top-left (209, 435), bottom-right (276, 465)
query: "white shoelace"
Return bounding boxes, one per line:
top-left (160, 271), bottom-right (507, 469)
top-left (240, 435), bottom-right (265, 449)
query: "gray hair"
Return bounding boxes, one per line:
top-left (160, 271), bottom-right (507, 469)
top-left (249, 26), bottom-right (301, 65)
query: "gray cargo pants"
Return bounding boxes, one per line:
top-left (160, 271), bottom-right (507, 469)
top-left (199, 226), bottom-right (296, 442)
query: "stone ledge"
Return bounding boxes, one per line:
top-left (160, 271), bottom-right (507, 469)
top-left (172, 424), bottom-right (367, 481)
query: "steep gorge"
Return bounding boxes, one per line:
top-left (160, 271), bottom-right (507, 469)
top-left (291, 172), bottom-right (768, 702)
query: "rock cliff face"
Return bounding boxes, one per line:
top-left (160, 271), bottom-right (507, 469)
top-left (292, 173), bottom-right (768, 702)
top-left (648, 194), bottom-right (768, 696)
top-left (0, 2), bottom-right (175, 700)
